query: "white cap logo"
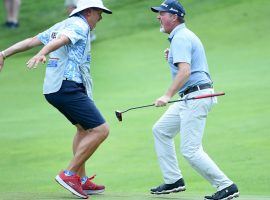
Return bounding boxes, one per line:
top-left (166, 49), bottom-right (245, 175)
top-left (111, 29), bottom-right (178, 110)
top-left (169, 8), bottom-right (178, 13)
top-left (161, 3), bottom-right (168, 7)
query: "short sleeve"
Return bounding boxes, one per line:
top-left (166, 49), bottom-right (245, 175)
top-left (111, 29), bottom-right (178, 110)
top-left (60, 20), bottom-right (87, 45)
top-left (171, 36), bottom-right (192, 65)
top-left (37, 28), bottom-right (52, 45)
top-left (37, 22), bottom-right (63, 45)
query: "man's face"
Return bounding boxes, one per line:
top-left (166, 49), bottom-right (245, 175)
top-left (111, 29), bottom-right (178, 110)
top-left (157, 11), bottom-right (176, 34)
top-left (87, 8), bottom-right (103, 30)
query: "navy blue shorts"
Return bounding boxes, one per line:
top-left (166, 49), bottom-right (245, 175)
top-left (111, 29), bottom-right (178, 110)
top-left (44, 80), bottom-right (105, 130)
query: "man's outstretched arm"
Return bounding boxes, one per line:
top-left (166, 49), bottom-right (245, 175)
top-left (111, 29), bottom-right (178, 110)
top-left (0, 36), bottom-right (42, 72)
top-left (26, 35), bottom-right (70, 69)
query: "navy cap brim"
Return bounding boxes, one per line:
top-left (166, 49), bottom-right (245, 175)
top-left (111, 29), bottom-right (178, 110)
top-left (151, 6), bottom-right (168, 13)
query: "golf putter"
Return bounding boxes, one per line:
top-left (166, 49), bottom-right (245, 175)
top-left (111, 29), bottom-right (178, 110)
top-left (115, 92), bottom-right (225, 122)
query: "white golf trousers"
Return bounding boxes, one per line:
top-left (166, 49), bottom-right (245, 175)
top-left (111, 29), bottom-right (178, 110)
top-left (152, 89), bottom-right (233, 190)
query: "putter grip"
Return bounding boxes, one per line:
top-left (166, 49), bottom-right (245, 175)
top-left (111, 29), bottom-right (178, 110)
top-left (193, 92), bottom-right (225, 99)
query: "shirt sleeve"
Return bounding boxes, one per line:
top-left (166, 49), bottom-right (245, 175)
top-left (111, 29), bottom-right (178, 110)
top-left (171, 36), bottom-right (192, 66)
top-left (37, 22), bottom-right (62, 45)
top-left (60, 20), bottom-right (87, 45)
top-left (37, 28), bottom-right (52, 45)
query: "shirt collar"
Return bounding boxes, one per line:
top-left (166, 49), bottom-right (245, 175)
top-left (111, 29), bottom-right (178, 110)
top-left (168, 23), bottom-right (186, 42)
top-left (77, 14), bottom-right (91, 31)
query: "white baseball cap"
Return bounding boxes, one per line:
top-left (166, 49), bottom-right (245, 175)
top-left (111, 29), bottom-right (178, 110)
top-left (69, 0), bottom-right (112, 16)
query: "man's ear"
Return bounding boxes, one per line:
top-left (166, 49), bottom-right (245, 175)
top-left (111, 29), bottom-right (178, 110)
top-left (172, 14), bottom-right (178, 22)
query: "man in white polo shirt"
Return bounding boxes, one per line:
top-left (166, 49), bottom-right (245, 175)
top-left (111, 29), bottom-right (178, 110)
top-left (149, 0), bottom-right (239, 200)
top-left (0, 0), bottom-right (112, 199)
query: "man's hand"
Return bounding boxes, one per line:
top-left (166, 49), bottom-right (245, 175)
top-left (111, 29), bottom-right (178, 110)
top-left (26, 54), bottom-right (47, 69)
top-left (0, 53), bottom-right (4, 72)
top-left (164, 48), bottom-right (169, 61)
top-left (25, 34), bottom-right (69, 69)
top-left (155, 95), bottom-right (171, 107)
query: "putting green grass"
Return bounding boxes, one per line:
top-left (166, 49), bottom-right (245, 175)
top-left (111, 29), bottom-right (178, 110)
top-left (0, 0), bottom-right (269, 199)
top-left (1, 192), bottom-right (270, 200)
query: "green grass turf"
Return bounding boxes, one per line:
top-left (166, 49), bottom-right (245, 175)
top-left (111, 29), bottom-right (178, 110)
top-left (0, 0), bottom-right (270, 199)
top-left (1, 193), bottom-right (270, 200)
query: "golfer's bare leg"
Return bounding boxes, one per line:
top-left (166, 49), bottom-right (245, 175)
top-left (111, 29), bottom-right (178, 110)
top-left (67, 123), bottom-right (109, 173)
top-left (72, 126), bottom-right (87, 177)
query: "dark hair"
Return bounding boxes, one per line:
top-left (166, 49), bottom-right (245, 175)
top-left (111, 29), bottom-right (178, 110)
top-left (170, 13), bottom-right (185, 24)
top-left (178, 16), bottom-right (185, 23)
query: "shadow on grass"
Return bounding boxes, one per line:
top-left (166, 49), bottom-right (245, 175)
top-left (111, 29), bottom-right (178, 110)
top-left (1, 192), bottom-right (270, 200)
top-left (0, 192), bottom-right (194, 200)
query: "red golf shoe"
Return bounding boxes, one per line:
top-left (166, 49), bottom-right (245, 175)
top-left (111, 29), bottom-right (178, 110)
top-left (82, 175), bottom-right (105, 195)
top-left (55, 171), bottom-right (88, 199)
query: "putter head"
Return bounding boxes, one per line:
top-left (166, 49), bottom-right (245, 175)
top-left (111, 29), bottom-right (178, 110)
top-left (115, 110), bottom-right (123, 122)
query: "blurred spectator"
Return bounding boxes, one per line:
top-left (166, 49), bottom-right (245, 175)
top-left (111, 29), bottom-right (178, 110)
top-left (65, 0), bottom-right (97, 42)
top-left (3, 0), bottom-right (21, 28)
top-left (65, 0), bottom-right (76, 14)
